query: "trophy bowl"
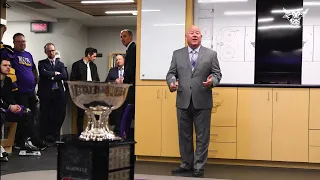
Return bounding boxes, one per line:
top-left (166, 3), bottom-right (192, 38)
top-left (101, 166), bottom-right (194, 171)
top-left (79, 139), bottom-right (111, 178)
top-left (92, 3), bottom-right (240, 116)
top-left (67, 81), bottom-right (132, 141)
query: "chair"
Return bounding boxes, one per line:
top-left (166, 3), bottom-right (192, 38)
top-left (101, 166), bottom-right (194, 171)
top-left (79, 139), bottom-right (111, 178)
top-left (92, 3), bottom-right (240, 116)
top-left (120, 104), bottom-right (134, 140)
top-left (0, 122), bottom-right (17, 153)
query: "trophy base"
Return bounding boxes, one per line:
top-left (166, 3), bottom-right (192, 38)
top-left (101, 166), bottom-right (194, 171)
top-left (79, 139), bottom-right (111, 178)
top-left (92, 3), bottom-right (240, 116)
top-left (79, 130), bottom-right (122, 141)
top-left (57, 134), bottom-right (136, 180)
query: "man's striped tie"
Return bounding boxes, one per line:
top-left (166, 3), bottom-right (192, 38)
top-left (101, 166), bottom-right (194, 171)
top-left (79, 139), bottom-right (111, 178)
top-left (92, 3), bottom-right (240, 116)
top-left (190, 50), bottom-right (197, 71)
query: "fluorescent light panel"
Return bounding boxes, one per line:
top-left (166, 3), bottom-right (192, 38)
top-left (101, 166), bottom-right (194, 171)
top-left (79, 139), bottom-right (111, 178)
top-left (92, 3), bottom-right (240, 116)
top-left (224, 11), bottom-right (255, 15)
top-left (105, 9), bottom-right (160, 15)
top-left (105, 10), bottom-right (136, 14)
top-left (198, 0), bottom-right (248, 3)
top-left (81, 0), bottom-right (134, 4)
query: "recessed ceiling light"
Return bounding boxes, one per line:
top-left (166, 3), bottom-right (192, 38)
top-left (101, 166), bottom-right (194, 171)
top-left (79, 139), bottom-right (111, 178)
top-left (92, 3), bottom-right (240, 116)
top-left (224, 11), bottom-right (255, 15)
top-left (198, 0), bottom-right (247, 2)
top-left (105, 10), bottom-right (137, 14)
top-left (81, 0), bottom-right (134, 4)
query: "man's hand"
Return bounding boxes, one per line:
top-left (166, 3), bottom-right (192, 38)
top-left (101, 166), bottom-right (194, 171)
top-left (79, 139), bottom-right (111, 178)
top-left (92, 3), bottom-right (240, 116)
top-left (170, 81), bottom-right (179, 92)
top-left (9, 105), bottom-right (21, 114)
top-left (55, 71), bottom-right (61, 75)
top-left (115, 78), bottom-right (122, 84)
top-left (203, 74), bottom-right (213, 87)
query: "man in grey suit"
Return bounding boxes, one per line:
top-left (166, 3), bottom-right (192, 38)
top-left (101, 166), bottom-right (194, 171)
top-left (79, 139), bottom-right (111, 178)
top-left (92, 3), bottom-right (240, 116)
top-left (166, 25), bottom-right (222, 177)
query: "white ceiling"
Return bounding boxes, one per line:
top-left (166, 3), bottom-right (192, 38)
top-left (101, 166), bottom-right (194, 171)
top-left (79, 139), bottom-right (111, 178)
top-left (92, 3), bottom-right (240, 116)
top-left (6, 0), bottom-right (137, 27)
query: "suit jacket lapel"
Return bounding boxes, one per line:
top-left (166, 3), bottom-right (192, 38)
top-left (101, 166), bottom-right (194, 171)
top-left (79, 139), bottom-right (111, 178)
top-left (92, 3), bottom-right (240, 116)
top-left (192, 46), bottom-right (205, 75)
top-left (184, 47), bottom-right (192, 73)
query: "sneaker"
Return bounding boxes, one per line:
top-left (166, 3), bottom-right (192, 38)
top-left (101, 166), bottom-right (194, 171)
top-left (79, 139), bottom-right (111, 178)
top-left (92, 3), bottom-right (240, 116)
top-left (36, 141), bottom-right (49, 151)
top-left (21, 139), bottom-right (39, 151)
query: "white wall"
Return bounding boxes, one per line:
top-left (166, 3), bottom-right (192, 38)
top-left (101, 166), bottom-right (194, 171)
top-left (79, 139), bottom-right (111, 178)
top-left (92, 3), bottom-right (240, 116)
top-left (87, 26), bottom-right (137, 81)
top-left (2, 19), bottom-right (88, 70)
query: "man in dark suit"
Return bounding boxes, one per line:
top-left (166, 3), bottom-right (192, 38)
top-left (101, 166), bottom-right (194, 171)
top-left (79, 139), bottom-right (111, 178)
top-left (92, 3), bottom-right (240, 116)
top-left (38, 43), bottom-right (67, 143)
top-left (120, 29), bottom-right (136, 105)
top-left (105, 54), bottom-right (125, 133)
top-left (70, 47), bottom-right (100, 135)
top-left (120, 29), bottom-right (136, 139)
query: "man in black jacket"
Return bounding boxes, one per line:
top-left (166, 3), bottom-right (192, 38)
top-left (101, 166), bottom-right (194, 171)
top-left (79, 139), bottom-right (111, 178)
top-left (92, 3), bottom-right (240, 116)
top-left (120, 29), bottom-right (136, 105)
top-left (70, 47), bottom-right (100, 135)
top-left (120, 29), bottom-right (136, 139)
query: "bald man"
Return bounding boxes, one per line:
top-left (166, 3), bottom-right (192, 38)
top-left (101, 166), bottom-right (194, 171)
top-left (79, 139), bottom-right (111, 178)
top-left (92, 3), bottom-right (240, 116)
top-left (166, 25), bottom-right (222, 177)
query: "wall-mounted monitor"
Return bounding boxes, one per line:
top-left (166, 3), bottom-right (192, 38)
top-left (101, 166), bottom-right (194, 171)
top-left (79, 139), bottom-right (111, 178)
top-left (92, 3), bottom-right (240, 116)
top-left (254, 0), bottom-right (304, 84)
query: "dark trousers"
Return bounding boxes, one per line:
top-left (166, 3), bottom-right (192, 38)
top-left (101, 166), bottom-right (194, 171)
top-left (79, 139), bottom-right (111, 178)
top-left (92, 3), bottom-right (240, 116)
top-left (39, 90), bottom-right (66, 140)
top-left (176, 99), bottom-right (211, 170)
top-left (109, 104), bottom-right (125, 134)
top-left (76, 107), bottom-right (85, 136)
top-left (14, 91), bottom-right (38, 144)
top-left (6, 109), bottom-right (36, 144)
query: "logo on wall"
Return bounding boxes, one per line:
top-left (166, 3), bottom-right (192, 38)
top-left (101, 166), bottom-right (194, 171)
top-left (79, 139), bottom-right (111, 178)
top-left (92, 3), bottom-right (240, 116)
top-left (282, 8), bottom-right (309, 26)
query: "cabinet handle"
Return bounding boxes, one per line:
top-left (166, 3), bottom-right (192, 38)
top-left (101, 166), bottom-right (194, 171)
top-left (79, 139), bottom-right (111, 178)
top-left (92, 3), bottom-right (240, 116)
top-left (268, 92), bottom-right (270, 101)
top-left (164, 89), bottom-right (167, 98)
top-left (209, 150), bottom-right (218, 152)
top-left (211, 133), bottom-right (218, 136)
top-left (157, 89), bottom-right (160, 98)
top-left (276, 92), bottom-right (278, 101)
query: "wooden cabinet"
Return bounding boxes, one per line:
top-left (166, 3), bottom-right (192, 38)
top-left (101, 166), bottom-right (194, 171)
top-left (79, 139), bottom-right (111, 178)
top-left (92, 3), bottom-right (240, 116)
top-left (309, 130), bottom-right (320, 163)
top-left (309, 89), bottom-right (320, 129)
top-left (211, 88), bottom-right (237, 127)
top-left (272, 88), bottom-right (309, 162)
top-left (135, 85), bottom-right (316, 164)
top-left (237, 88), bottom-right (273, 161)
top-left (161, 88), bottom-right (180, 157)
top-left (135, 86), bottom-right (162, 156)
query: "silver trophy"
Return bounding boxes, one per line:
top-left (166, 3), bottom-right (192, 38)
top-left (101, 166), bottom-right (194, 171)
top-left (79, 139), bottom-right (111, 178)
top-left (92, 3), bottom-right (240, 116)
top-left (67, 81), bottom-right (132, 141)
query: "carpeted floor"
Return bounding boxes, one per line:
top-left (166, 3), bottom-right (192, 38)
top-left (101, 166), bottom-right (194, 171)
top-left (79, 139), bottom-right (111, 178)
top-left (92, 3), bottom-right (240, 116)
top-left (1, 147), bottom-right (320, 180)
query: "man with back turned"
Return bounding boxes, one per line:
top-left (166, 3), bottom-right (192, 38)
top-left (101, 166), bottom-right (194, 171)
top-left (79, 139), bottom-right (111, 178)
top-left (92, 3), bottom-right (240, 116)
top-left (166, 25), bottom-right (222, 177)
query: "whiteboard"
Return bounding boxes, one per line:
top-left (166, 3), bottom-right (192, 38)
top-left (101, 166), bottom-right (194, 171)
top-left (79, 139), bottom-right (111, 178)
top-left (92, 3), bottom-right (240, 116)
top-left (140, 0), bottom-right (186, 80)
top-left (194, 1), bottom-right (256, 84)
top-left (302, 25), bottom-right (320, 85)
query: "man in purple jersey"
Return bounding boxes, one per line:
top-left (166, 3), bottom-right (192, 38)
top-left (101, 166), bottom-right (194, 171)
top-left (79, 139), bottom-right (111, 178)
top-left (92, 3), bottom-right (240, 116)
top-left (11, 33), bottom-right (48, 150)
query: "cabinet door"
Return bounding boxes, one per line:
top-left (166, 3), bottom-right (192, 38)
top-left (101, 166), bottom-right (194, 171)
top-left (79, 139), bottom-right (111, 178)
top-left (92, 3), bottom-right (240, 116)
top-left (310, 89), bottom-right (320, 129)
top-left (237, 88), bottom-right (273, 160)
top-left (211, 87), bottom-right (237, 127)
top-left (135, 86), bottom-right (162, 156)
top-left (272, 88), bottom-right (309, 162)
top-left (161, 88), bottom-right (180, 157)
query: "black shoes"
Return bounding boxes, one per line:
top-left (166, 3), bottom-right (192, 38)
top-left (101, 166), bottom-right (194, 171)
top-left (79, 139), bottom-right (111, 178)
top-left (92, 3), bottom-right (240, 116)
top-left (171, 167), bottom-right (192, 174)
top-left (193, 169), bottom-right (204, 177)
top-left (171, 167), bottom-right (204, 178)
top-left (35, 140), bottom-right (49, 151)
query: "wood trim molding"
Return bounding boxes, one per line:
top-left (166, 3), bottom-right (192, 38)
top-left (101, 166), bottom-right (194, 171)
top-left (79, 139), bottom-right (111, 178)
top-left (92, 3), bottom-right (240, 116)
top-left (136, 156), bottom-right (320, 170)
